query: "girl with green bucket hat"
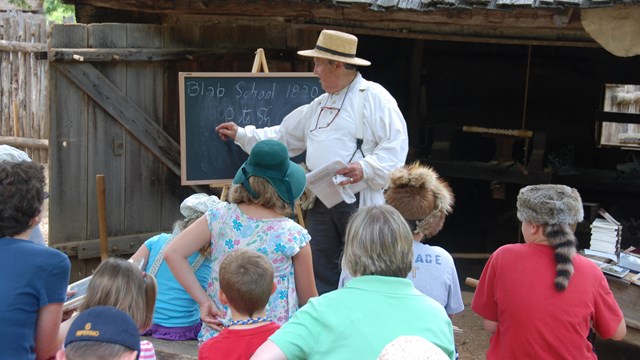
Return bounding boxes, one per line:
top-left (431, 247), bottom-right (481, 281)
top-left (166, 140), bottom-right (318, 344)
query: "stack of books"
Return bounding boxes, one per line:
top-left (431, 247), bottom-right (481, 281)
top-left (584, 209), bottom-right (622, 262)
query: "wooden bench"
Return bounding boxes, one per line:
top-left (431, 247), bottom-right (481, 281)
top-left (142, 337), bottom-right (198, 360)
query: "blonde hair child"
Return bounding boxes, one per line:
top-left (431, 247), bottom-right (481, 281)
top-left (59, 258), bottom-right (157, 359)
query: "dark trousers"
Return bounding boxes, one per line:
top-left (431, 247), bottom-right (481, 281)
top-left (306, 196), bottom-right (359, 295)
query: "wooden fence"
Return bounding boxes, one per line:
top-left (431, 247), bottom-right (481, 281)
top-left (0, 11), bottom-right (48, 163)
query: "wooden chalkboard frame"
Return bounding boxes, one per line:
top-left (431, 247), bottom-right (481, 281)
top-left (179, 72), bottom-right (321, 185)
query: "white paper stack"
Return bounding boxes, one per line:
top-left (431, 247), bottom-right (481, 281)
top-left (584, 209), bottom-right (622, 262)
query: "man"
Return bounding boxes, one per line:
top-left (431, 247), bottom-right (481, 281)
top-left (216, 29), bottom-right (408, 294)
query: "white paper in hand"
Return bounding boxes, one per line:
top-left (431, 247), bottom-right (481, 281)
top-left (305, 160), bottom-right (367, 208)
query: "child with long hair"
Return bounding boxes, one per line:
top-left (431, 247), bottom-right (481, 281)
top-left (165, 140), bottom-right (317, 344)
top-left (59, 258), bottom-right (158, 359)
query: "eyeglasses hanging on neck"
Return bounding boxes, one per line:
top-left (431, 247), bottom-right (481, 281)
top-left (310, 106), bottom-right (341, 132)
top-left (310, 83), bottom-right (351, 133)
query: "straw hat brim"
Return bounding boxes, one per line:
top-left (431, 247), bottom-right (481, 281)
top-left (298, 49), bottom-right (371, 67)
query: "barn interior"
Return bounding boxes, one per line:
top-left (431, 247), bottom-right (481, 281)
top-left (47, 0), bottom-right (640, 273)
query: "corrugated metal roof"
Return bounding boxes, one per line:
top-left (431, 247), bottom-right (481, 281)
top-left (334, 0), bottom-right (639, 10)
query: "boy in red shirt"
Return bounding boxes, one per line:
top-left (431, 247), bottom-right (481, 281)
top-left (472, 184), bottom-right (626, 359)
top-left (199, 249), bottom-right (279, 360)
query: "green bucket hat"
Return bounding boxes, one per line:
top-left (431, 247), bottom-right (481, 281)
top-left (233, 140), bottom-right (306, 214)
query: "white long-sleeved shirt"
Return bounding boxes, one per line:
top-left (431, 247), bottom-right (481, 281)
top-left (234, 73), bottom-right (408, 207)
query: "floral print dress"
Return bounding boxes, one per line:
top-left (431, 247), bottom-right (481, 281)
top-left (198, 202), bottom-right (311, 343)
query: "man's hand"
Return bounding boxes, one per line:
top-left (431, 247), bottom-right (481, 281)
top-left (335, 162), bottom-right (364, 186)
top-left (216, 122), bottom-right (239, 141)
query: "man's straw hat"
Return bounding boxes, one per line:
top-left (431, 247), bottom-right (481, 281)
top-left (298, 30), bottom-right (371, 67)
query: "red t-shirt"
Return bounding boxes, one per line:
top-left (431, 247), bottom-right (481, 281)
top-left (471, 243), bottom-right (623, 360)
top-left (198, 322), bottom-right (280, 360)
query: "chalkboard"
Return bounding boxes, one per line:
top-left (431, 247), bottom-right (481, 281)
top-left (179, 73), bottom-right (323, 185)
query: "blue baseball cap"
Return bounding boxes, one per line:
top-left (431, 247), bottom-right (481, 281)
top-left (65, 306), bottom-right (140, 354)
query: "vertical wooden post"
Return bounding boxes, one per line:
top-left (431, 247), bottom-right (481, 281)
top-left (13, 99), bottom-right (19, 137)
top-left (96, 174), bottom-right (109, 261)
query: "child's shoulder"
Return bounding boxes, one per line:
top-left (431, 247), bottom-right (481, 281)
top-left (36, 244), bottom-right (70, 265)
top-left (146, 233), bottom-right (171, 247)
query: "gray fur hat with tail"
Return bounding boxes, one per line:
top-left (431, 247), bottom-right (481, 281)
top-left (517, 184), bottom-right (584, 291)
top-left (516, 184), bottom-right (584, 225)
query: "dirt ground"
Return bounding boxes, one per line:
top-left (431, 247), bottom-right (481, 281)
top-left (453, 291), bottom-right (491, 359)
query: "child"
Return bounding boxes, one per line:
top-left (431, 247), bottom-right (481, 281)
top-left (472, 184), bottom-right (626, 359)
top-left (199, 249), bottom-right (280, 359)
top-left (59, 258), bottom-right (158, 359)
top-left (0, 145), bottom-right (47, 246)
top-left (339, 162), bottom-right (463, 317)
top-left (57, 306), bottom-right (140, 360)
top-left (0, 161), bottom-right (71, 359)
top-left (131, 193), bottom-right (218, 340)
top-left (166, 139), bottom-right (318, 344)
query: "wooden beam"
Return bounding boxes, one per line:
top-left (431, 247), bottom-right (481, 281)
top-left (0, 135), bottom-right (48, 149)
top-left (423, 159), bottom-right (553, 184)
top-left (52, 62), bottom-right (181, 176)
top-left (64, 0), bottom-right (600, 46)
top-left (597, 110), bottom-right (640, 125)
top-left (0, 39), bottom-right (47, 53)
top-left (61, 0), bottom-right (582, 28)
top-left (451, 253), bottom-right (492, 259)
top-left (49, 48), bottom-right (219, 62)
top-left (48, 47), bottom-right (297, 62)
top-left (51, 231), bottom-right (160, 258)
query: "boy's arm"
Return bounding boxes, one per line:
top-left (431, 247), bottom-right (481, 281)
top-left (610, 318), bottom-right (626, 341)
top-left (251, 340), bottom-right (287, 360)
top-left (36, 302), bottom-right (64, 360)
top-left (482, 318), bottom-right (498, 334)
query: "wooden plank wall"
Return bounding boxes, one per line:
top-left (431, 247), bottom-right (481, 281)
top-left (50, 23), bottom-right (181, 280)
top-left (49, 21), bottom-right (296, 280)
top-left (0, 11), bottom-right (48, 162)
top-left (49, 23), bottom-right (92, 280)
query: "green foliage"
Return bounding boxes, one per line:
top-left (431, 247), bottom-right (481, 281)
top-left (44, 0), bottom-right (75, 23)
top-left (8, 0), bottom-right (31, 9)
